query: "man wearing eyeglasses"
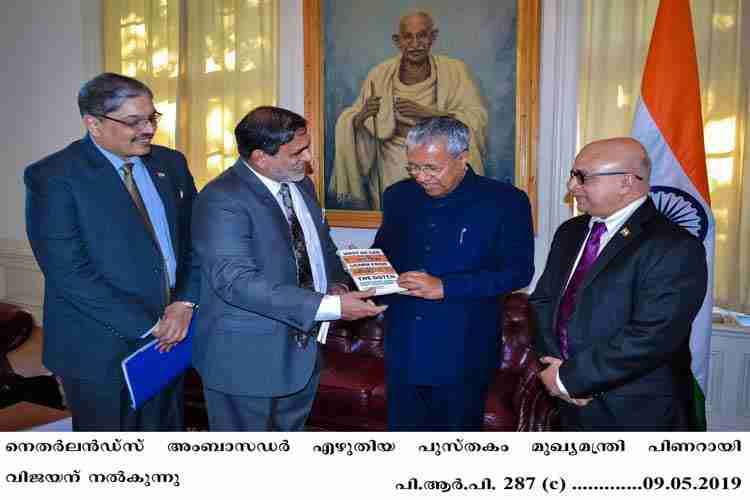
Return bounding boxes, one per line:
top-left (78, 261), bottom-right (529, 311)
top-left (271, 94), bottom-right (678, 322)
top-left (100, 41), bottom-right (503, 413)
top-left (373, 116), bottom-right (534, 430)
top-left (191, 107), bottom-right (385, 431)
top-left (24, 73), bottom-right (200, 431)
top-left (530, 137), bottom-right (707, 431)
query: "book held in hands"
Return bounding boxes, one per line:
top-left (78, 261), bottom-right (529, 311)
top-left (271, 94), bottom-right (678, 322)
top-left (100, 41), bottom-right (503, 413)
top-left (337, 248), bottom-right (406, 296)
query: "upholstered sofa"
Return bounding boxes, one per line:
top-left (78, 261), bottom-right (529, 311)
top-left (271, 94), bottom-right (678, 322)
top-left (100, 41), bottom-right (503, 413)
top-left (305, 292), bottom-right (558, 431)
top-left (185, 292), bottom-right (558, 431)
top-left (0, 303), bottom-right (64, 411)
top-left (3, 293), bottom-right (559, 432)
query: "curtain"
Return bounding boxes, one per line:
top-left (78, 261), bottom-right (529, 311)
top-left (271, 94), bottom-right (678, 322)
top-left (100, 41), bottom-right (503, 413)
top-left (103, 0), bottom-right (279, 188)
top-left (579, 0), bottom-right (749, 313)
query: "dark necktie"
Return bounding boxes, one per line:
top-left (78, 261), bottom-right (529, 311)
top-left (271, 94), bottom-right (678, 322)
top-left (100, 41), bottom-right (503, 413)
top-left (279, 183), bottom-right (316, 347)
top-left (555, 221), bottom-right (607, 358)
top-left (121, 162), bottom-right (171, 303)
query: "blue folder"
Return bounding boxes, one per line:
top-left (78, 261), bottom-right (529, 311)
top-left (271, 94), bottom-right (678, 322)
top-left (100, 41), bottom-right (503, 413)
top-left (121, 314), bottom-right (196, 410)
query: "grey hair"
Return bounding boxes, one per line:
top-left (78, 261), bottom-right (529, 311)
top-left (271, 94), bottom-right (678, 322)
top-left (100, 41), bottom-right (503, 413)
top-left (406, 116), bottom-right (470, 158)
top-left (77, 72), bottom-right (153, 117)
top-left (398, 9), bottom-right (436, 32)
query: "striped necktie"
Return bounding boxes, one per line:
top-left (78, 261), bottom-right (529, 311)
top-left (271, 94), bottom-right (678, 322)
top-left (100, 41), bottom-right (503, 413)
top-left (279, 183), bottom-right (316, 347)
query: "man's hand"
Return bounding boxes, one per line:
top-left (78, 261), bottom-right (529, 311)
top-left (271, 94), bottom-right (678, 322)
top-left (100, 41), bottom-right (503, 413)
top-left (153, 302), bottom-right (194, 352)
top-left (354, 96), bottom-right (382, 129)
top-left (398, 271), bottom-right (444, 300)
top-left (394, 97), bottom-right (449, 121)
top-left (538, 356), bottom-right (564, 396)
top-left (538, 356), bottom-right (592, 407)
top-left (339, 289), bottom-right (388, 321)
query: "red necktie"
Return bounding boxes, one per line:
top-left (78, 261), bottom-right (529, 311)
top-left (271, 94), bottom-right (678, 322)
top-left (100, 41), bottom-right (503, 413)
top-left (555, 221), bottom-right (607, 358)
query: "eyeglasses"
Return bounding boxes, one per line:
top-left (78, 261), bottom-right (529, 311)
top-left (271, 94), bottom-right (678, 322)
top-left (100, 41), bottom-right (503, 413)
top-left (570, 169), bottom-right (644, 185)
top-left (399, 31), bottom-right (433, 44)
top-left (95, 112), bottom-right (162, 130)
top-left (405, 164), bottom-right (444, 176)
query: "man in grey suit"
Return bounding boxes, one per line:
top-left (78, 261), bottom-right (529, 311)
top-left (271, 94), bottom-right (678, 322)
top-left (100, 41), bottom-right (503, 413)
top-left (192, 106), bottom-right (386, 431)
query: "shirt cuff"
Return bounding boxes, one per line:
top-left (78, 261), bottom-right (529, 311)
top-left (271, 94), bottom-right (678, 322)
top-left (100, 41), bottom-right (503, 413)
top-left (315, 295), bottom-right (341, 321)
top-left (556, 371), bottom-right (570, 397)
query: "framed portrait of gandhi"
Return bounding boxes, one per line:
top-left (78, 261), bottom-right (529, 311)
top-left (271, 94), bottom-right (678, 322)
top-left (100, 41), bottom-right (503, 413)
top-left (304, 0), bottom-right (540, 228)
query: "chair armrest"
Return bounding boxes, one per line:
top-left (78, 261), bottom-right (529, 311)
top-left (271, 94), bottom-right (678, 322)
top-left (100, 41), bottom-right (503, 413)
top-left (512, 348), bottom-right (559, 431)
top-left (0, 303), bottom-right (34, 357)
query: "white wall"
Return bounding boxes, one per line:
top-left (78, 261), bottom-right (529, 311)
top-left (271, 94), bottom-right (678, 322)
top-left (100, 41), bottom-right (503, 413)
top-left (532, 0), bottom-right (582, 286)
top-left (0, 0), bottom-right (101, 315)
top-left (0, 0), bottom-right (99, 243)
top-left (278, 0), bottom-right (305, 115)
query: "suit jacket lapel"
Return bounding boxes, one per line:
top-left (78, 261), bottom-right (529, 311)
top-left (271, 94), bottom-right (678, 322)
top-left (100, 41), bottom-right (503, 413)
top-left (546, 216), bottom-right (592, 336)
top-left (81, 135), bottom-right (130, 195)
top-left (558, 217), bottom-right (592, 294)
top-left (295, 177), bottom-right (330, 274)
top-left (295, 178), bottom-right (325, 236)
top-left (578, 198), bottom-right (656, 293)
top-left (230, 161), bottom-right (294, 249)
top-left (80, 136), bottom-right (155, 242)
top-left (142, 155), bottom-right (179, 252)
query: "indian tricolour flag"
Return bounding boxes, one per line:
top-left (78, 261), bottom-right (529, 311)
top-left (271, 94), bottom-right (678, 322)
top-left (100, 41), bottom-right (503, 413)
top-left (631, 0), bottom-right (715, 430)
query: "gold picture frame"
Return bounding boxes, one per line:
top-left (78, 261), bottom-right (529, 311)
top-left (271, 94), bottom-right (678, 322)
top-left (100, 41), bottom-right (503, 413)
top-left (304, 0), bottom-right (540, 228)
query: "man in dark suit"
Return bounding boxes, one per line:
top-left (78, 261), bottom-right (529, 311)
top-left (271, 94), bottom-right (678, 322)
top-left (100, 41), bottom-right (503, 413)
top-left (373, 116), bottom-right (534, 430)
top-left (531, 137), bottom-right (707, 431)
top-left (25, 73), bottom-right (200, 431)
top-left (191, 106), bottom-right (386, 431)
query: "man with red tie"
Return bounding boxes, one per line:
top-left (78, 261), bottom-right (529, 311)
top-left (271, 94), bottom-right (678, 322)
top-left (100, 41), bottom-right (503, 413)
top-left (530, 137), bottom-right (707, 431)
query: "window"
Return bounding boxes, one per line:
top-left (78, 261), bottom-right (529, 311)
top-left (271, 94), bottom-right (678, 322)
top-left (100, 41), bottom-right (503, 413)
top-left (103, 0), bottom-right (279, 188)
top-left (578, 0), bottom-right (749, 313)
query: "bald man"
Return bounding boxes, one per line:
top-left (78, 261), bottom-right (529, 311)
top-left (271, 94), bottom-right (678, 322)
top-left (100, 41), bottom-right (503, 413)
top-left (530, 138), bottom-right (707, 431)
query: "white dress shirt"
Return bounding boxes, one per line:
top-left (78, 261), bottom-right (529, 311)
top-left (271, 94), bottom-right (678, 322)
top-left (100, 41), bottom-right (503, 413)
top-left (244, 161), bottom-right (341, 337)
top-left (557, 195), bottom-right (648, 396)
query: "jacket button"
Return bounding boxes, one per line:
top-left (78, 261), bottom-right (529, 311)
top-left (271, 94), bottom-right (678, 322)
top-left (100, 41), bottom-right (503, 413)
top-left (424, 245), bottom-right (431, 253)
top-left (415, 315), bottom-right (423, 321)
